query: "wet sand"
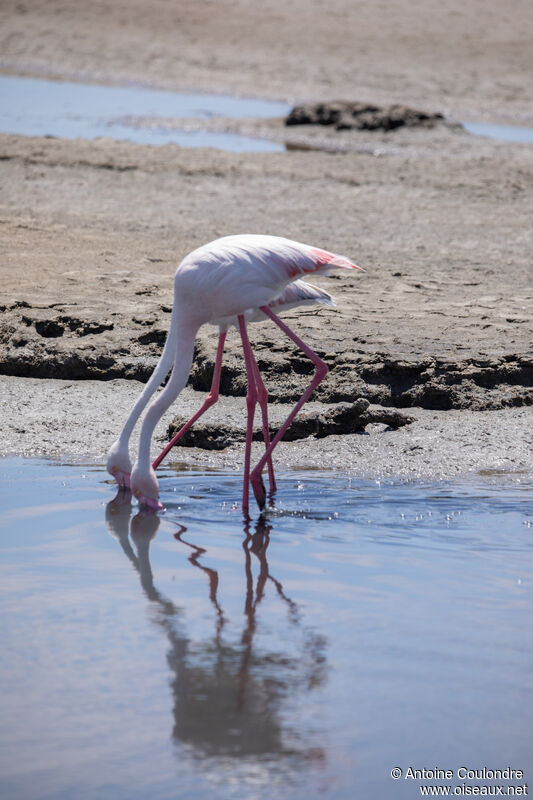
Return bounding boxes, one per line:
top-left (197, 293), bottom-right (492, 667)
top-left (0, 0), bottom-right (532, 479)
top-left (1, 376), bottom-right (531, 481)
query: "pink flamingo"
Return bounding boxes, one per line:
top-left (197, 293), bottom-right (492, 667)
top-left (107, 234), bottom-right (363, 512)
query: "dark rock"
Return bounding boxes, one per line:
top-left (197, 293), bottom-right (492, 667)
top-left (360, 406), bottom-right (415, 429)
top-left (24, 311), bottom-right (113, 339)
top-left (166, 399), bottom-right (413, 451)
top-left (61, 317), bottom-right (114, 336)
top-left (137, 328), bottom-right (168, 346)
top-left (166, 419), bottom-right (239, 450)
top-left (286, 101), bottom-right (444, 131)
top-left (35, 319), bottom-right (65, 338)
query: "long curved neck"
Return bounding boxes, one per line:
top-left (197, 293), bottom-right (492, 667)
top-left (137, 322), bottom-right (198, 467)
top-left (116, 298), bottom-right (180, 451)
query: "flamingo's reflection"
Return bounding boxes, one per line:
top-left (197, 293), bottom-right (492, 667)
top-left (105, 489), bottom-right (328, 770)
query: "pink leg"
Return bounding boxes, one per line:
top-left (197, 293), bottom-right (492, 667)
top-left (250, 348), bottom-right (277, 494)
top-left (250, 306), bottom-right (329, 509)
top-left (238, 315), bottom-right (258, 514)
top-left (152, 331), bottom-right (227, 470)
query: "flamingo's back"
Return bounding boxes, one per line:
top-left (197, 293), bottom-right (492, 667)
top-left (174, 234), bottom-right (361, 327)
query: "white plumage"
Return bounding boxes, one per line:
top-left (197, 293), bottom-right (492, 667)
top-left (107, 234), bottom-right (363, 511)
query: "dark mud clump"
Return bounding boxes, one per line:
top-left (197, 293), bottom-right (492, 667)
top-left (285, 101), bottom-right (444, 131)
top-left (166, 399), bottom-right (414, 450)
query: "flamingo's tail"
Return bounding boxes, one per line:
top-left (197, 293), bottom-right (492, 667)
top-left (310, 247), bottom-right (365, 273)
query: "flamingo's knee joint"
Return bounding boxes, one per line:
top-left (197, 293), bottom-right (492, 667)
top-left (256, 385), bottom-right (268, 404)
top-left (316, 360), bottom-right (329, 381)
top-left (246, 388), bottom-right (258, 408)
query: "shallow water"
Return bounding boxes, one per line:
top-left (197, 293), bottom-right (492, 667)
top-left (463, 121), bottom-right (533, 144)
top-left (0, 75), bottom-right (289, 152)
top-left (2, 75), bottom-right (533, 155)
top-left (1, 458), bottom-right (532, 800)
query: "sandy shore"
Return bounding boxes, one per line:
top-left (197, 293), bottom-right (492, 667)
top-left (1, 0), bottom-right (532, 121)
top-left (0, 0), bottom-right (532, 481)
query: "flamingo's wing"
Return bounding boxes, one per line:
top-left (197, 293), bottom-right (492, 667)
top-left (211, 279), bottom-right (335, 328)
top-left (269, 279), bottom-right (335, 311)
top-left (236, 280), bottom-right (335, 325)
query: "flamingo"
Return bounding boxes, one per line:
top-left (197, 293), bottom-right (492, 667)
top-left (106, 234), bottom-right (363, 512)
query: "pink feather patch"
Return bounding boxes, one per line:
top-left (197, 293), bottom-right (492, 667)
top-left (311, 247), bottom-right (364, 271)
top-left (311, 247), bottom-right (337, 266)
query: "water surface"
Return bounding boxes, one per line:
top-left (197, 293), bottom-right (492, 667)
top-left (3, 75), bottom-right (533, 154)
top-left (462, 121), bottom-right (533, 143)
top-left (0, 459), bottom-right (532, 800)
top-left (0, 75), bottom-right (289, 152)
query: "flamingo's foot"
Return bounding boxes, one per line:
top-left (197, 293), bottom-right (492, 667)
top-left (134, 493), bottom-right (164, 512)
top-left (110, 466), bottom-right (131, 489)
top-left (250, 470), bottom-right (267, 511)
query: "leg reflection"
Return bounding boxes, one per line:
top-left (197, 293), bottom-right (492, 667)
top-left (173, 526), bottom-right (225, 635)
top-left (104, 496), bottom-right (327, 770)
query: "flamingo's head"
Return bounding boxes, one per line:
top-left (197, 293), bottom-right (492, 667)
top-left (131, 462), bottom-right (163, 512)
top-left (107, 440), bottom-right (132, 488)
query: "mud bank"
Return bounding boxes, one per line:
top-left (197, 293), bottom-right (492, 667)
top-left (1, 297), bottom-right (531, 412)
top-left (0, 126), bottom-right (531, 476)
top-left (1, 376), bottom-right (531, 482)
top-left (0, 0), bottom-right (532, 478)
